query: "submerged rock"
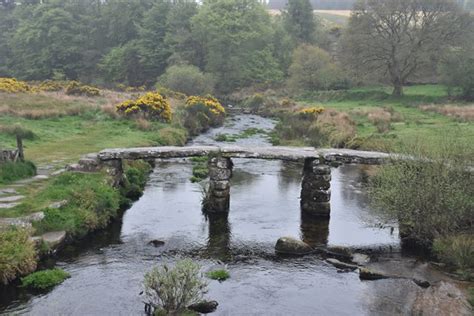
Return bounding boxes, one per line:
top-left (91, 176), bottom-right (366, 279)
top-left (326, 258), bottom-right (358, 271)
top-left (358, 267), bottom-right (390, 280)
top-left (148, 240), bottom-right (165, 247)
top-left (351, 253), bottom-right (370, 265)
top-left (188, 300), bottom-right (218, 314)
top-left (275, 237), bottom-right (313, 255)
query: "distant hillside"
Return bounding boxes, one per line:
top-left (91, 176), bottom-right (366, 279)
top-left (268, 0), bottom-right (356, 10)
top-left (268, 0), bottom-right (474, 11)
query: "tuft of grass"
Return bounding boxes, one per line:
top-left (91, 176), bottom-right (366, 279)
top-left (190, 156), bottom-right (209, 183)
top-left (433, 234), bottom-right (474, 280)
top-left (206, 269), bottom-right (230, 281)
top-left (21, 268), bottom-right (70, 290)
top-left (0, 160), bottom-right (36, 184)
top-left (0, 227), bottom-right (37, 285)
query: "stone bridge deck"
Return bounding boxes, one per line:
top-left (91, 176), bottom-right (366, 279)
top-left (97, 146), bottom-right (394, 164)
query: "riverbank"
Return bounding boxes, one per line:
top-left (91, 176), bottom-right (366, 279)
top-left (0, 160), bottom-right (151, 285)
top-left (228, 84), bottom-right (474, 154)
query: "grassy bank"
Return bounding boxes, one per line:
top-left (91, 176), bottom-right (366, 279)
top-left (0, 160), bottom-right (151, 284)
top-left (0, 91), bottom-right (188, 166)
top-left (242, 85), bottom-right (474, 153)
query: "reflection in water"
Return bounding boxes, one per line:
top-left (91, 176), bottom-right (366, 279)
top-left (1, 115), bottom-right (408, 316)
top-left (205, 213), bottom-right (231, 261)
top-left (300, 212), bottom-right (330, 247)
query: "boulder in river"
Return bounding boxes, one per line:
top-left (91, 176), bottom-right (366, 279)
top-left (275, 237), bottom-right (313, 255)
top-left (188, 300), bottom-right (218, 314)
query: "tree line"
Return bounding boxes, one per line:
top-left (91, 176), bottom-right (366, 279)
top-left (0, 0), bottom-right (473, 98)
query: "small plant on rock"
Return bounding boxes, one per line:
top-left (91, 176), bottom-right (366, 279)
top-left (143, 259), bottom-right (208, 315)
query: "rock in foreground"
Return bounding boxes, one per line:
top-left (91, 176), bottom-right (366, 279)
top-left (188, 300), bottom-right (218, 314)
top-left (275, 237), bottom-right (313, 255)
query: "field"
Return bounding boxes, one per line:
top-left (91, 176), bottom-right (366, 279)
top-left (266, 85), bottom-right (474, 153)
top-left (268, 9), bottom-right (351, 25)
top-left (0, 92), bottom-right (187, 167)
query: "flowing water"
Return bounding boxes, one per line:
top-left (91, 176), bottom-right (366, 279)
top-left (1, 115), bottom-right (425, 316)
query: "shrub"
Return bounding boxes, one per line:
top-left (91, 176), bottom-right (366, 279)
top-left (0, 125), bottom-right (37, 140)
top-left (121, 160), bottom-right (151, 202)
top-left (206, 269), bottom-right (230, 281)
top-left (287, 45), bottom-right (349, 93)
top-left (143, 259), bottom-right (208, 315)
top-left (184, 96), bottom-right (225, 135)
top-left (296, 107), bottom-right (325, 120)
top-left (440, 47), bottom-right (474, 101)
top-left (0, 161), bottom-right (37, 184)
top-left (313, 110), bottom-right (356, 147)
top-left (34, 80), bottom-right (64, 92)
top-left (21, 268), bottom-right (70, 290)
top-left (159, 65), bottom-right (215, 96)
top-left (0, 227), bottom-right (37, 284)
top-left (0, 77), bottom-right (30, 93)
top-left (433, 234), bottom-right (473, 278)
top-left (369, 139), bottom-right (474, 247)
top-left (65, 81), bottom-right (100, 97)
top-left (116, 92), bottom-right (172, 122)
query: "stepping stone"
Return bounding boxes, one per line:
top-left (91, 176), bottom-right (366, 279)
top-left (0, 188), bottom-right (18, 196)
top-left (0, 195), bottom-right (25, 203)
top-left (42, 231), bottom-right (67, 249)
top-left (49, 200), bottom-right (68, 209)
top-left (0, 202), bottom-right (20, 209)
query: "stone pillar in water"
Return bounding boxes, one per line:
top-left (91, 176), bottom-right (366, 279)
top-left (204, 156), bottom-right (233, 212)
top-left (300, 158), bottom-right (331, 217)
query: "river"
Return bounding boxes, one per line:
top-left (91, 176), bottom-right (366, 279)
top-left (1, 114), bottom-right (428, 315)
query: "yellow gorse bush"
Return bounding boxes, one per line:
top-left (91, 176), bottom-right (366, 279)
top-left (65, 81), bottom-right (100, 97)
top-left (116, 92), bottom-right (172, 122)
top-left (296, 107), bottom-right (325, 119)
top-left (186, 95), bottom-right (225, 117)
top-left (0, 78), bottom-right (30, 93)
top-left (34, 80), bottom-right (64, 92)
top-left (183, 95), bottom-right (225, 135)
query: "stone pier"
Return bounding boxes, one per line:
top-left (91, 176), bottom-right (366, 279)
top-left (102, 159), bottom-right (124, 187)
top-left (300, 158), bottom-right (331, 217)
top-left (204, 156), bottom-right (233, 212)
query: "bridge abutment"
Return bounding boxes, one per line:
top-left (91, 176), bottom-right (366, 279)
top-left (204, 156), bottom-right (233, 212)
top-left (300, 158), bottom-right (331, 217)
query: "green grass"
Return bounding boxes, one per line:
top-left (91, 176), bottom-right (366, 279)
top-left (21, 268), bottom-right (70, 290)
top-left (294, 85), bottom-right (474, 152)
top-left (190, 156), bottom-right (209, 183)
top-left (0, 160), bottom-right (36, 184)
top-left (206, 269), bottom-right (230, 281)
top-left (0, 92), bottom-right (188, 167)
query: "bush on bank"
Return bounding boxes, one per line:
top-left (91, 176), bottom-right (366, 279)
top-left (116, 92), bottom-right (172, 122)
top-left (0, 227), bottom-right (37, 285)
top-left (369, 139), bottom-right (473, 274)
top-left (184, 95), bottom-right (225, 136)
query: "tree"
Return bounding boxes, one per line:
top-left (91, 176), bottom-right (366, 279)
top-left (8, 4), bottom-right (82, 80)
top-left (192, 0), bottom-right (282, 93)
top-left (164, 0), bottom-right (201, 67)
top-left (159, 64), bottom-right (215, 96)
top-left (137, 0), bottom-right (171, 84)
top-left (341, 0), bottom-right (472, 97)
top-left (100, 41), bottom-right (145, 86)
top-left (441, 45), bottom-right (474, 101)
top-left (283, 0), bottom-right (316, 44)
top-left (288, 44), bottom-right (347, 93)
